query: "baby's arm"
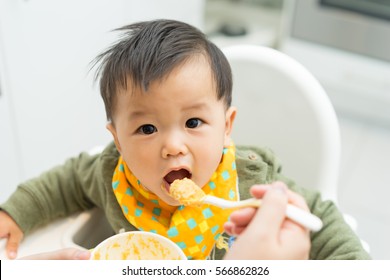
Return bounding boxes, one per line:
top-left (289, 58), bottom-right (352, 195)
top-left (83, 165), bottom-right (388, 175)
top-left (0, 210), bottom-right (24, 259)
top-left (0, 150), bottom-right (104, 259)
top-left (307, 195), bottom-right (371, 259)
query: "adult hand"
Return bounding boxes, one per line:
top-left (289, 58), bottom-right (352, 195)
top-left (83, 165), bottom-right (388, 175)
top-left (0, 211), bottom-right (24, 259)
top-left (224, 182), bottom-right (311, 259)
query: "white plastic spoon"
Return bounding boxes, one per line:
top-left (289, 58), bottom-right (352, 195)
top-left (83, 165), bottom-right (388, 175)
top-left (169, 178), bottom-right (323, 232)
top-left (202, 195), bottom-right (323, 232)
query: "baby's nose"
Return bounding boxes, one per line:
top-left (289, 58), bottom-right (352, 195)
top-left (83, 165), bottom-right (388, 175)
top-left (161, 133), bottom-right (188, 158)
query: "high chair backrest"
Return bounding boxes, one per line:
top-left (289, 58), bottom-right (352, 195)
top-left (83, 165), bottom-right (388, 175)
top-left (223, 45), bottom-right (341, 203)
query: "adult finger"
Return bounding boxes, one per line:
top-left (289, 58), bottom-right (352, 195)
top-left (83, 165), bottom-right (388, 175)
top-left (272, 182), bottom-right (309, 212)
top-left (246, 187), bottom-right (288, 238)
top-left (249, 184), bottom-right (272, 199)
top-left (229, 207), bottom-right (256, 227)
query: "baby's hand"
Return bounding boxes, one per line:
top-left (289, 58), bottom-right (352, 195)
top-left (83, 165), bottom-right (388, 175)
top-left (0, 210), bottom-right (24, 259)
top-left (18, 248), bottom-right (91, 260)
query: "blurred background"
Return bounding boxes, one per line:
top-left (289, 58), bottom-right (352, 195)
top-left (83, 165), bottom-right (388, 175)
top-left (0, 0), bottom-right (389, 259)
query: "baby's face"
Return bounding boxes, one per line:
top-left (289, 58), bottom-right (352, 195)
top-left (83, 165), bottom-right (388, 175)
top-left (107, 57), bottom-right (236, 205)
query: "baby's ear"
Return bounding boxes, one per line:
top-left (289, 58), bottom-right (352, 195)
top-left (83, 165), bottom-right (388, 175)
top-left (224, 106), bottom-right (237, 147)
top-left (106, 123), bottom-right (122, 154)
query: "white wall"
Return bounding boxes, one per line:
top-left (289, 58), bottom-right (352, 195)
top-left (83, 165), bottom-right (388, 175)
top-left (0, 0), bottom-right (205, 203)
top-left (125, 0), bottom-right (205, 30)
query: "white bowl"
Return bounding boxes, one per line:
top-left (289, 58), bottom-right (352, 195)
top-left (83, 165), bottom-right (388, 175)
top-left (90, 231), bottom-right (186, 260)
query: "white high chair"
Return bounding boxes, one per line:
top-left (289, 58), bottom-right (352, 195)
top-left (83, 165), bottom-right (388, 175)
top-left (223, 44), bottom-right (340, 202)
top-left (0, 45), bottom-right (369, 260)
top-left (223, 45), bottom-right (369, 252)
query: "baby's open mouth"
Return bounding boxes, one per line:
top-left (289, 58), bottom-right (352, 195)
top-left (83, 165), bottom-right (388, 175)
top-left (164, 169), bottom-right (192, 186)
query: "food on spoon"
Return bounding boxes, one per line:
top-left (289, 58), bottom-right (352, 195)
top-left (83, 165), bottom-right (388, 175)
top-left (169, 178), bottom-right (206, 206)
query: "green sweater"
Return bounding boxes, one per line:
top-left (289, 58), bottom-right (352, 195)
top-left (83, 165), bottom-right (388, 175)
top-left (0, 142), bottom-right (370, 260)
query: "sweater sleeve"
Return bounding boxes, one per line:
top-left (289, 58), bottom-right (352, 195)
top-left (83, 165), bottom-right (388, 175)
top-left (278, 175), bottom-right (371, 260)
top-left (306, 192), bottom-right (371, 260)
top-left (0, 151), bottom-right (105, 235)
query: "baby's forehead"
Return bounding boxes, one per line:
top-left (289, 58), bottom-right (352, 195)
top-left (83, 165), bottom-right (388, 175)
top-left (114, 66), bottom-right (223, 118)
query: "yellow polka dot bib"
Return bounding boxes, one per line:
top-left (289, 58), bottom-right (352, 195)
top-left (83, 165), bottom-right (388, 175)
top-left (112, 144), bottom-right (238, 260)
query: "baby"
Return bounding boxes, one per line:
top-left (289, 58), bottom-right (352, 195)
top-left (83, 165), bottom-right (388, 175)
top-left (0, 19), bottom-right (369, 260)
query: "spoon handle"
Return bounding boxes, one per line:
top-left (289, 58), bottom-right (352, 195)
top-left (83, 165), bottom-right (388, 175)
top-left (285, 203), bottom-right (323, 232)
top-left (203, 196), bottom-right (323, 232)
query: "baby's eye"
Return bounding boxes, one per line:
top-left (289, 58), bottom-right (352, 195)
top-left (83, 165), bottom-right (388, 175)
top-left (186, 118), bottom-right (202, 129)
top-left (137, 124), bottom-right (157, 135)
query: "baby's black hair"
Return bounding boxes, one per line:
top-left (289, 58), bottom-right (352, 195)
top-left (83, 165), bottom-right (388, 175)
top-left (92, 19), bottom-right (232, 122)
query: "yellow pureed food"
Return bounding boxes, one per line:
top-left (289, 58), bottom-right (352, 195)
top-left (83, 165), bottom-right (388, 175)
top-left (90, 231), bottom-right (186, 260)
top-left (169, 178), bottom-right (206, 206)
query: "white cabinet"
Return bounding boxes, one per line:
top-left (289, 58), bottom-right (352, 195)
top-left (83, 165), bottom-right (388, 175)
top-left (0, 53), bottom-right (21, 202)
top-left (0, 0), bottom-right (123, 204)
top-left (0, 0), bottom-right (205, 203)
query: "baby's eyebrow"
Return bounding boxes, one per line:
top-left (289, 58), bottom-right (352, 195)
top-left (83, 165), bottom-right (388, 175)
top-left (128, 101), bottom-right (211, 120)
top-left (183, 102), bottom-right (210, 111)
top-left (128, 110), bottom-right (152, 120)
